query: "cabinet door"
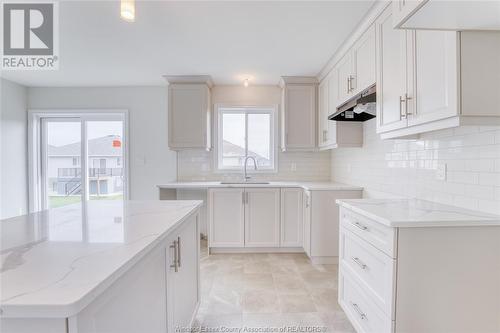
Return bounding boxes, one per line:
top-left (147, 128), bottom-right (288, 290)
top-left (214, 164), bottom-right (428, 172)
top-left (280, 188), bottom-right (303, 247)
top-left (282, 85), bottom-right (317, 150)
top-left (352, 24), bottom-right (376, 94)
top-left (318, 79), bottom-right (329, 148)
top-left (167, 214), bottom-right (199, 333)
top-left (303, 191), bottom-right (312, 257)
top-left (337, 52), bottom-right (354, 104)
top-left (168, 84), bottom-right (209, 150)
top-left (326, 69), bottom-right (340, 147)
top-left (376, 6), bottom-right (409, 133)
top-left (407, 30), bottom-right (459, 127)
top-left (208, 188), bottom-right (244, 247)
top-left (244, 188), bottom-right (280, 247)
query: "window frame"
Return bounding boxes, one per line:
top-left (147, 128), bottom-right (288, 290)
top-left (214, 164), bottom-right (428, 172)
top-left (28, 109), bottom-right (129, 213)
top-left (214, 104), bottom-right (278, 173)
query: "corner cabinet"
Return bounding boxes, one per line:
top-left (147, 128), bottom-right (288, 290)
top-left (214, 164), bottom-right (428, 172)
top-left (376, 6), bottom-right (500, 139)
top-left (165, 76), bottom-right (213, 150)
top-left (280, 77), bottom-right (318, 151)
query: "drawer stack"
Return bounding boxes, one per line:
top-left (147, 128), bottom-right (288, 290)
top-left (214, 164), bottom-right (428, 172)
top-left (338, 207), bottom-right (397, 333)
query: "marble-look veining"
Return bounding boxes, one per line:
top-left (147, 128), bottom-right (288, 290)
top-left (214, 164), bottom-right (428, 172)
top-left (336, 198), bottom-right (500, 227)
top-left (0, 200), bottom-right (202, 318)
top-left (194, 253), bottom-right (355, 333)
top-left (158, 181), bottom-right (363, 191)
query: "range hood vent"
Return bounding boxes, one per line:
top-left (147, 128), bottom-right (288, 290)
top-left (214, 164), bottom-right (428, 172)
top-left (328, 84), bottom-right (376, 122)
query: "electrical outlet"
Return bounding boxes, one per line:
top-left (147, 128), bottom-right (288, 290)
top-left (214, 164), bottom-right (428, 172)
top-left (291, 163), bottom-right (297, 172)
top-left (436, 163), bottom-right (447, 181)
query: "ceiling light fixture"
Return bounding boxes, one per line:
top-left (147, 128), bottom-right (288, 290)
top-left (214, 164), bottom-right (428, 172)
top-left (121, 0), bottom-right (135, 22)
top-left (243, 78), bottom-right (249, 87)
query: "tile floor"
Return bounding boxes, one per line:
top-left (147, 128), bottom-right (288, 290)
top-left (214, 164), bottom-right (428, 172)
top-left (193, 252), bottom-right (355, 332)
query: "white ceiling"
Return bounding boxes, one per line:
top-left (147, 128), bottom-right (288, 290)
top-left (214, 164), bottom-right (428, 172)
top-left (1, 1), bottom-right (375, 87)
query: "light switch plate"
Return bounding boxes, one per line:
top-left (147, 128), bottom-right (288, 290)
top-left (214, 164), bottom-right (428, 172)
top-left (436, 163), bottom-right (447, 181)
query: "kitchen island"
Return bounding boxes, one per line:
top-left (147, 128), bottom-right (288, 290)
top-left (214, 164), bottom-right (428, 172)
top-left (0, 200), bottom-right (202, 333)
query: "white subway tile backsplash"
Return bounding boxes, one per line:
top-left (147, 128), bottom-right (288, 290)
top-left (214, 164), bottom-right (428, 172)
top-left (331, 119), bottom-right (500, 215)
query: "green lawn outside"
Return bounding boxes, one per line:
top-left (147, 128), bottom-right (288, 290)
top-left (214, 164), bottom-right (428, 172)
top-left (49, 194), bottom-right (124, 208)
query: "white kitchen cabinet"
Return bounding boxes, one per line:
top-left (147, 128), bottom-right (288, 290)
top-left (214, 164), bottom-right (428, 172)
top-left (336, 25), bottom-right (376, 106)
top-left (376, 6), bottom-right (500, 139)
top-left (72, 211), bottom-right (200, 333)
top-left (375, 5), bottom-right (410, 134)
top-left (303, 190), bottom-right (312, 257)
top-left (166, 214), bottom-right (200, 332)
top-left (280, 77), bottom-right (318, 151)
top-left (318, 71), bottom-right (363, 150)
top-left (392, 0), bottom-right (500, 31)
top-left (352, 24), bottom-right (376, 95)
top-left (280, 188), bottom-right (303, 247)
top-left (245, 188), bottom-right (280, 247)
top-left (208, 188), bottom-right (245, 247)
top-left (303, 190), bottom-right (363, 264)
top-left (165, 76), bottom-right (212, 150)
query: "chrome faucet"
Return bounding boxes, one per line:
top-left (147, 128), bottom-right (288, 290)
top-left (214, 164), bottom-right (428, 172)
top-left (243, 156), bottom-right (258, 182)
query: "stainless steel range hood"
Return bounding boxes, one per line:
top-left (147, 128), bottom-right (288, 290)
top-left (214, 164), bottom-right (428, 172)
top-left (328, 84), bottom-right (376, 122)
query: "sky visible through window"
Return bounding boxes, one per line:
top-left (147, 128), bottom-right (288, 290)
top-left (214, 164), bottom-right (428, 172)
top-left (222, 112), bottom-right (271, 159)
top-left (48, 121), bottom-right (123, 146)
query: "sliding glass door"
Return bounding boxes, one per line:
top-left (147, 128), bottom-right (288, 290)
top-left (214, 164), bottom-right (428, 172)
top-left (32, 111), bottom-right (127, 212)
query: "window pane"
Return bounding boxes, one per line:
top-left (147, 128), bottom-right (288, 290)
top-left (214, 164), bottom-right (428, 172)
top-left (248, 113), bottom-right (272, 168)
top-left (221, 113), bottom-right (246, 167)
top-left (46, 121), bottom-right (82, 209)
top-left (87, 121), bottom-right (124, 201)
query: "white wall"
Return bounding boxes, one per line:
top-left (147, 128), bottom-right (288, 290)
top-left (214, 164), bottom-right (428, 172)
top-left (178, 85), bottom-right (331, 181)
top-left (0, 78), bottom-right (29, 219)
top-left (28, 86), bottom-right (177, 200)
top-left (331, 119), bottom-right (500, 215)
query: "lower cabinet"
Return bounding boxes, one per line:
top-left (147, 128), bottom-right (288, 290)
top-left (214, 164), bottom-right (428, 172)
top-left (245, 188), bottom-right (280, 247)
top-left (208, 188), bottom-right (245, 247)
top-left (166, 214), bottom-right (200, 332)
top-left (280, 188), bottom-right (303, 247)
top-left (208, 188), bottom-right (281, 248)
top-left (303, 190), bottom-right (362, 264)
top-left (69, 212), bottom-right (200, 333)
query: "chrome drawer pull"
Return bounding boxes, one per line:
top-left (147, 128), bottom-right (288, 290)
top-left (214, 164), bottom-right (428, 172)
top-left (352, 221), bottom-right (368, 231)
top-left (170, 240), bottom-right (178, 272)
top-left (351, 302), bottom-right (366, 320)
top-left (352, 257), bottom-right (367, 270)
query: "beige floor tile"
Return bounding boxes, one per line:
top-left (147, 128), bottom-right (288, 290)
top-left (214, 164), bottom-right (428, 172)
top-left (243, 273), bottom-right (275, 291)
top-left (241, 290), bottom-right (281, 313)
top-left (279, 294), bottom-right (317, 313)
top-left (243, 260), bottom-right (272, 274)
top-left (301, 271), bottom-right (337, 289)
top-left (310, 288), bottom-right (342, 312)
top-left (273, 273), bottom-right (308, 294)
top-left (195, 313), bottom-right (243, 328)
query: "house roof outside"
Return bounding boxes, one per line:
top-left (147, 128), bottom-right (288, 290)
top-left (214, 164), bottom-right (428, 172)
top-left (222, 140), bottom-right (265, 160)
top-left (48, 135), bottom-right (122, 157)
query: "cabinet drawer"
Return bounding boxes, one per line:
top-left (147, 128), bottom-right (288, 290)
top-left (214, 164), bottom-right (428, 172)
top-left (340, 208), bottom-right (397, 257)
top-left (339, 271), bottom-right (393, 333)
top-left (340, 227), bottom-right (396, 317)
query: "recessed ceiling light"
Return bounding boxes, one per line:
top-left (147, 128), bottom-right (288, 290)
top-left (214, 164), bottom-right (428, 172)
top-left (121, 0), bottom-right (135, 22)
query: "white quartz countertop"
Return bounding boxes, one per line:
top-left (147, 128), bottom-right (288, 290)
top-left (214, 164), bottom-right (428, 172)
top-left (157, 181), bottom-right (363, 191)
top-left (336, 198), bottom-right (500, 227)
top-left (0, 200), bottom-right (202, 318)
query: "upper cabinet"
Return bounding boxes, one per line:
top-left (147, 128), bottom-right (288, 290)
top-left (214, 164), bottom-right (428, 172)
top-left (280, 77), bottom-right (318, 151)
top-left (336, 25), bottom-right (376, 106)
top-left (376, 6), bottom-right (500, 139)
top-left (318, 71), bottom-right (363, 150)
top-left (165, 75), bottom-right (212, 151)
top-left (392, 0), bottom-right (500, 31)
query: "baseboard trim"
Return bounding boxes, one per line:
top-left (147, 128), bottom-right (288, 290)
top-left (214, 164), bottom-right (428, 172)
top-left (210, 247), bottom-right (305, 254)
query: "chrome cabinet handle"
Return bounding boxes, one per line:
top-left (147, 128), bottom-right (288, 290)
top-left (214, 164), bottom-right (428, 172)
top-left (346, 77), bottom-right (350, 94)
top-left (351, 303), bottom-right (366, 320)
top-left (170, 240), bottom-right (178, 272)
top-left (349, 75), bottom-right (355, 92)
top-left (352, 257), bottom-right (367, 270)
top-left (352, 221), bottom-right (368, 231)
top-left (400, 95), bottom-right (407, 119)
top-left (177, 236), bottom-right (181, 268)
top-left (405, 93), bottom-right (413, 115)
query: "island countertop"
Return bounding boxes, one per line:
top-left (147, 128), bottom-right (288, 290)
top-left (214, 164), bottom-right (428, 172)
top-left (0, 200), bottom-right (202, 318)
top-left (336, 198), bottom-right (500, 227)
